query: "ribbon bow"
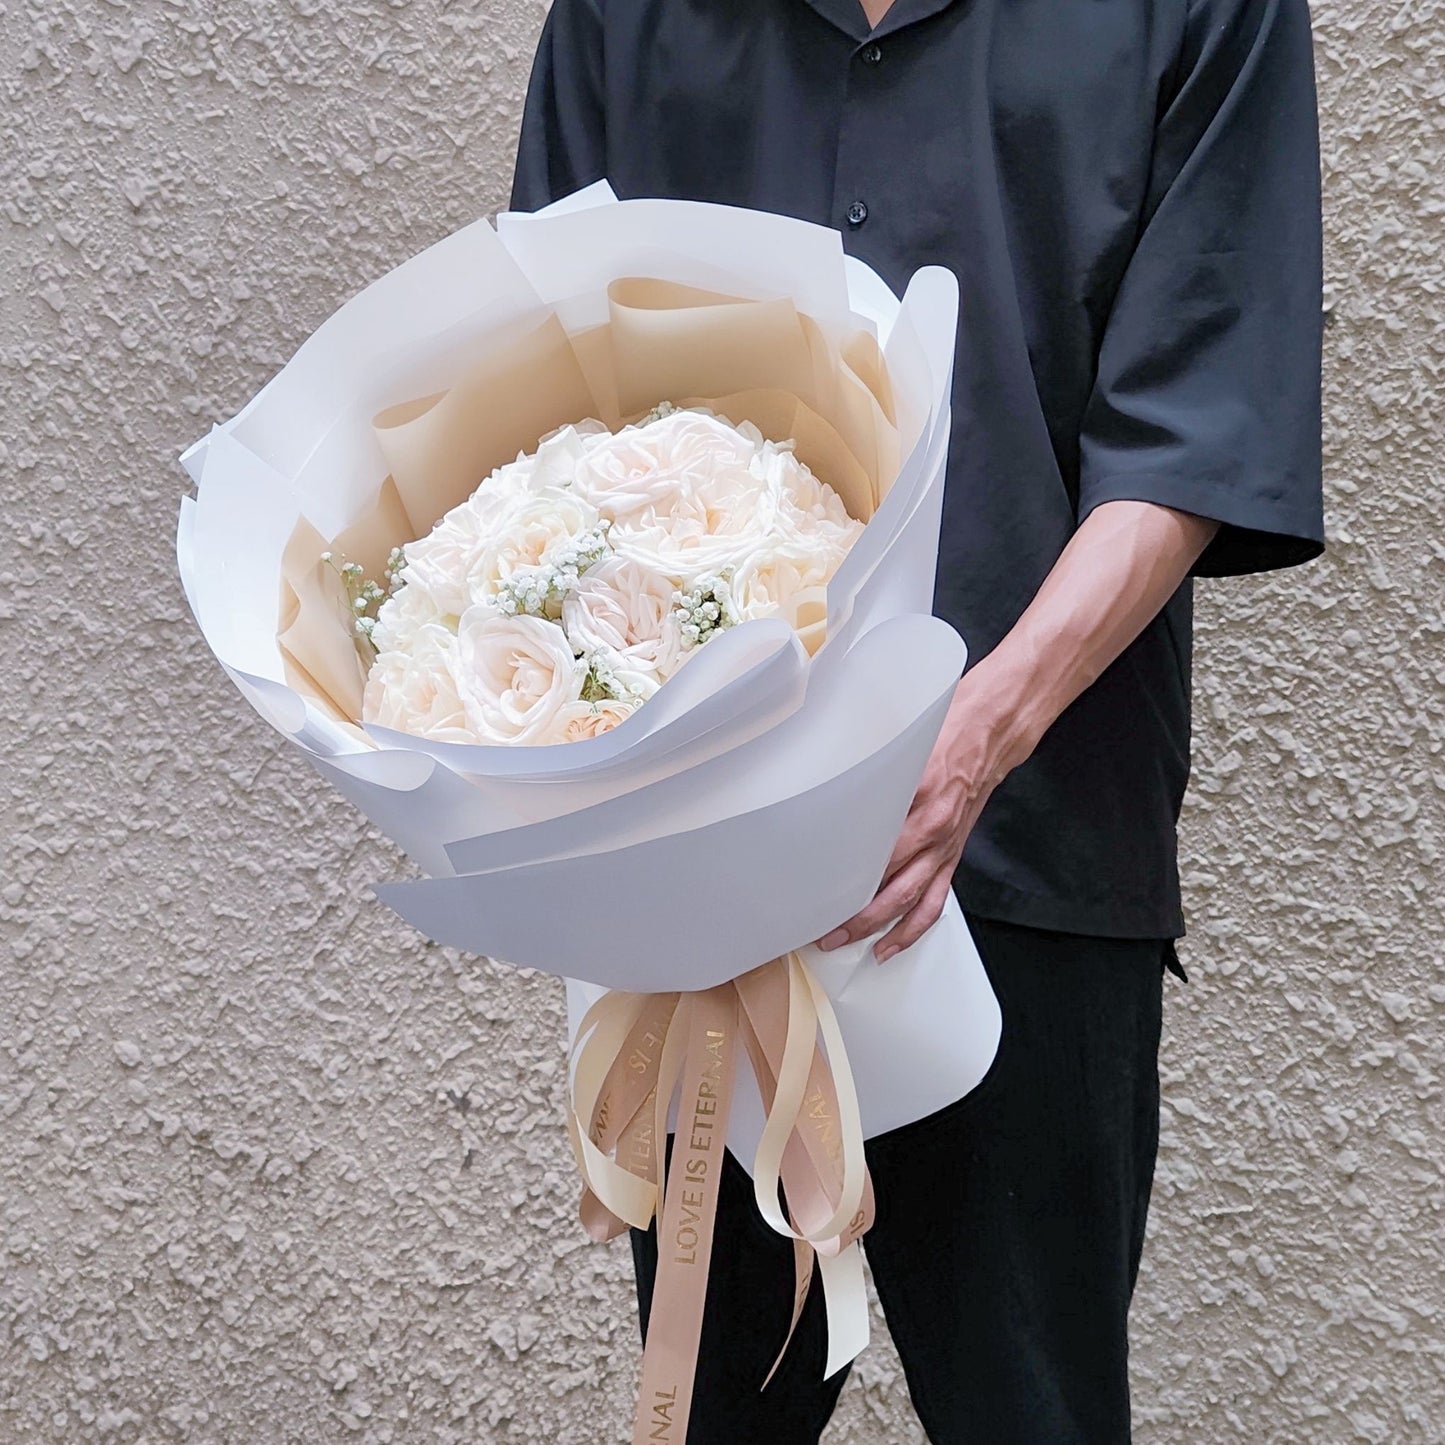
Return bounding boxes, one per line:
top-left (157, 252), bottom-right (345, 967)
top-left (565, 952), bottom-right (874, 1445)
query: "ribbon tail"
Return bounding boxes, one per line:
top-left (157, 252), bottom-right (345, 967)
top-left (580, 1088), bottom-right (661, 1241)
top-left (819, 1242), bottom-right (870, 1378)
top-left (569, 992), bottom-right (681, 1236)
top-left (632, 986), bottom-right (738, 1445)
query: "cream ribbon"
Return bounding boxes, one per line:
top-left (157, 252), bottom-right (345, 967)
top-left (565, 954), bottom-right (873, 1445)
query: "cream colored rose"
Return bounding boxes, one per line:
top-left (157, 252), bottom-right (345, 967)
top-left (454, 608), bottom-right (587, 744)
top-left (561, 555), bottom-right (681, 682)
top-left (731, 550), bottom-right (817, 620)
top-left (762, 442), bottom-right (861, 540)
top-left (525, 423), bottom-right (605, 492)
top-left (591, 412), bottom-right (861, 588)
top-left (606, 460), bottom-right (775, 586)
top-left (362, 622), bottom-right (472, 743)
top-left (466, 489), bottom-right (603, 604)
top-left (370, 573), bottom-right (449, 655)
top-left (731, 529), bottom-right (859, 622)
top-left (399, 470), bottom-right (533, 619)
top-left (726, 446), bottom-right (863, 625)
top-left (540, 698), bottom-right (639, 745)
top-left (571, 409), bottom-right (763, 527)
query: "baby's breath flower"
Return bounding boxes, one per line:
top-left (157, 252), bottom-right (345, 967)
top-left (672, 571), bottom-right (739, 650)
top-left (494, 522), bottom-right (614, 621)
top-left (325, 549), bottom-right (394, 661)
top-left (579, 647), bottom-right (645, 703)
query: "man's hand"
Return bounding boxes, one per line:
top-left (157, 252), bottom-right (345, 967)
top-left (816, 661), bottom-right (1033, 962)
top-left (816, 499), bottom-right (1222, 963)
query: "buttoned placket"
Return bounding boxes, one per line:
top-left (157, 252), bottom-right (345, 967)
top-left (836, 37), bottom-right (886, 239)
top-left (801, 0), bottom-right (965, 238)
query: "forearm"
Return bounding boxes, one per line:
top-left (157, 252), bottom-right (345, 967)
top-left (954, 500), bottom-right (1221, 778)
top-left (820, 499), bottom-right (1221, 957)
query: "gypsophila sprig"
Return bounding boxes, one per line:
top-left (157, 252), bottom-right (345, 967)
top-left (672, 571), bottom-right (739, 650)
top-left (323, 550), bottom-right (395, 657)
top-left (580, 649), bottom-right (633, 703)
top-left (639, 400), bottom-right (680, 427)
top-left (495, 522), bottom-right (613, 621)
top-left (385, 546), bottom-right (407, 590)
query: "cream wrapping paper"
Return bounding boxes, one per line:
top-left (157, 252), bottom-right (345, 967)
top-left (177, 183), bottom-right (1001, 1426)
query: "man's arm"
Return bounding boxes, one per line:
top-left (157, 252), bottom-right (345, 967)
top-left (820, 0), bottom-right (1324, 959)
top-left (818, 500), bottom-right (1220, 961)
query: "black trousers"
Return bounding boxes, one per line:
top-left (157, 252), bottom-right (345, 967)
top-left (630, 912), bottom-right (1176, 1444)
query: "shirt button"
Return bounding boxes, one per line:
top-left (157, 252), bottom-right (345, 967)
top-left (846, 200), bottom-right (869, 227)
top-left (861, 42), bottom-right (882, 65)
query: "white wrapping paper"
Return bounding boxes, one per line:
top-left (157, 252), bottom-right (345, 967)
top-left (177, 185), bottom-right (1000, 1174)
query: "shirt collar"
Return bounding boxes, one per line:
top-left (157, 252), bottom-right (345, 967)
top-left (800, 0), bottom-right (963, 44)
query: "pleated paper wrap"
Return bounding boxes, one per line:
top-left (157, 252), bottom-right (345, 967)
top-left (177, 183), bottom-right (1000, 1444)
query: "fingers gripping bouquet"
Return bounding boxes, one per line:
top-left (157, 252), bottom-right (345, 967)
top-left (178, 183), bottom-right (1000, 1444)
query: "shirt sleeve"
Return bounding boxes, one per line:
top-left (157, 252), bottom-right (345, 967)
top-left (1076, 0), bottom-right (1325, 577)
top-left (509, 0), bottom-right (607, 212)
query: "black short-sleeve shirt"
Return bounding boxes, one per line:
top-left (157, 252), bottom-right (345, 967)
top-left (511, 0), bottom-right (1325, 939)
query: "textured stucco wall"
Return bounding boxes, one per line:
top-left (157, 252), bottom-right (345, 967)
top-left (0, 2), bottom-right (1440, 1441)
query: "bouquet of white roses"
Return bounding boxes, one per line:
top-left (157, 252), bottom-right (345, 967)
top-left (178, 183), bottom-right (999, 1445)
top-left (361, 404), bottom-right (863, 748)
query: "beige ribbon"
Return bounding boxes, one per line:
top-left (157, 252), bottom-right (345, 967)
top-left (565, 954), bottom-right (873, 1445)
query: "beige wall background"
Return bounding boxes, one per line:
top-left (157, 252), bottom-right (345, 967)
top-left (1, 1), bottom-right (1440, 1441)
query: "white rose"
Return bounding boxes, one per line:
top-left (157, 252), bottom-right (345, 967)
top-left (540, 698), bottom-right (639, 745)
top-left (538, 417), bottom-right (612, 444)
top-left (561, 555), bottom-right (681, 683)
top-left (362, 622), bottom-right (473, 743)
top-left (724, 447), bottom-right (862, 624)
top-left (370, 575), bottom-right (449, 655)
top-left (588, 412), bottom-right (862, 587)
top-left (731, 531), bottom-right (857, 623)
top-left (528, 420), bottom-right (611, 490)
top-left (730, 549), bottom-right (812, 620)
top-left (571, 409), bottom-right (764, 528)
top-left (466, 488), bottom-right (602, 605)
top-left (399, 470), bottom-right (533, 619)
top-left (608, 478), bottom-right (776, 588)
top-left (765, 444), bottom-right (864, 543)
top-left (454, 608), bottom-right (587, 744)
